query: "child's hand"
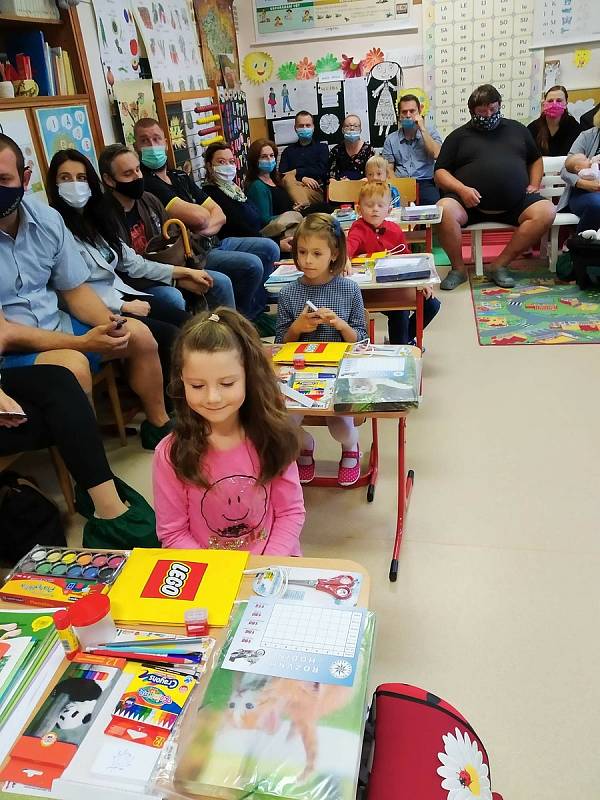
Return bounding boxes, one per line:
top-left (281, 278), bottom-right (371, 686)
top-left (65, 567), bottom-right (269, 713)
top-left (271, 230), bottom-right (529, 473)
top-left (317, 307), bottom-right (342, 329)
top-left (342, 258), bottom-right (353, 276)
top-left (422, 286), bottom-right (434, 299)
top-left (296, 307), bottom-right (321, 333)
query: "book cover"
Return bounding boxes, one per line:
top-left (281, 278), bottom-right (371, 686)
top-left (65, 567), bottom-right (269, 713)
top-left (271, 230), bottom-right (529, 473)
top-left (272, 341), bottom-right (350, 365)
top-left (333, 354), bottom-right (421, 413)
top-left (108, 549), bottom-right (248, 628)
top-left (171, 605), bottom-right (375, 799)
top-left (62, 50), bottom-right (75, 95)
top-left (6, 30), bottom-right (52, 96)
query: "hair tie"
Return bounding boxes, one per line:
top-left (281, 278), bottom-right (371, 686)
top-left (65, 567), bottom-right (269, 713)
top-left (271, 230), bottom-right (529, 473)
top-left (208, 313), bottom-right (220, 322)
top-left (330, 217), bottom-right (342, 239)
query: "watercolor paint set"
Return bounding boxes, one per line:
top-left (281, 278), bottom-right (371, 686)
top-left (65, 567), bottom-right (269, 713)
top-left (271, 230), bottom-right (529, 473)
top-left (0, 546), bottom-right (129, 607)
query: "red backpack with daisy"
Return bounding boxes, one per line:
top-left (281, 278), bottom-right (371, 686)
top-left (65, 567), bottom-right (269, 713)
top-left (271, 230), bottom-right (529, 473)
top-left (360, 683), bottom-right (504, 800)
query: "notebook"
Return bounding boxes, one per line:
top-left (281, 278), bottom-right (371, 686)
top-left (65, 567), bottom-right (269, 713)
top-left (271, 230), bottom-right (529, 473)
top-left (272, 341), bottom-right (350, 365)
top-left (107, 549), bottom-right (248, 628)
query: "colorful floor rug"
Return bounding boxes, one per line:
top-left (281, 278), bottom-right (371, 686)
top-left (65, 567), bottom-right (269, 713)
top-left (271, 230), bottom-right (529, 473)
top-left (470, 268), bottom-right (600, 345)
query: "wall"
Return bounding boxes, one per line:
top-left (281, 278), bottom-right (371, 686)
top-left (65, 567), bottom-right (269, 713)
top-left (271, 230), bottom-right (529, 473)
top-left (234, 2), bottom-right (425, 120)
top-left (542, 42), bottom-right (600, 91)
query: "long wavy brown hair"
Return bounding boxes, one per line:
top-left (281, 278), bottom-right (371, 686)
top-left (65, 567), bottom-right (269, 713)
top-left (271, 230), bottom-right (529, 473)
top-left (245, 138), bottom-right (283, 189)
top-left (168, 308), bottom-right (300, 487)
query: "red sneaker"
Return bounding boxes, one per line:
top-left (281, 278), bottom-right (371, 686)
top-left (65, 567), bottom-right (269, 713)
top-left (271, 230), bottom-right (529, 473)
top-left (338, 448), bottom-right (361, 487)
top-left (297, 448), bottom-right (316, 484)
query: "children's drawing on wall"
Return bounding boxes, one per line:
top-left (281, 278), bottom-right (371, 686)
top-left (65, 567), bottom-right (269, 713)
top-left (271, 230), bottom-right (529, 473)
top-left (281, 83), bottom-right (294, 113)
top-left (368, 61), bottom-right (403, 147)
top-left (263, 80), bottom-right (317, 121)
top-left (113, 79), bottom-right (157, 146)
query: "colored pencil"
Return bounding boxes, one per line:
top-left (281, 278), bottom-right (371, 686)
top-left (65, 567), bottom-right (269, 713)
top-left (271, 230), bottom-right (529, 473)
top-left (87, 648), bottom-right (199, 665)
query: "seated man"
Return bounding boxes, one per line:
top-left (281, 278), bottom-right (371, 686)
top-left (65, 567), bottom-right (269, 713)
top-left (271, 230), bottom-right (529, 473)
top-left (435, 84), bottom-right (556, 290)
top-left (0, 134), bottom-right (171, 450)
top-left (278, 110), bottom-right (329, 207)
top-left (132, 119), bottom-right (278, 328)
top-left (98, 144), bottom-right (235, 312)
top-left (382, 94), bottom-right (442, 206)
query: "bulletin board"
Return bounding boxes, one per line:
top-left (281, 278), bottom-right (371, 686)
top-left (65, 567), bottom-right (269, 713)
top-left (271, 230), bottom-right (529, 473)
top-left (251, 0), bottom-right (415, 45)
top-left (423, 0), bottom-right (544, 138)
top-left (532, 0), bottom-right (600, 49)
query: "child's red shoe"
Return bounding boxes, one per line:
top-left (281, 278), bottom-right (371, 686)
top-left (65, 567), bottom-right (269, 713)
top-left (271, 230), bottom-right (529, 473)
top-left (297, 448), bottom-right (316, 484)
top-left (338, 448), bottom-right (361, 486)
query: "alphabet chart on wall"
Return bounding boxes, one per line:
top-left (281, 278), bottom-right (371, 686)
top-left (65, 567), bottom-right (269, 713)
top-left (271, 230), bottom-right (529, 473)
top-left (223, 598), bottom-right (366, 687)
top-left (422, 0), bottom-right (544, 138)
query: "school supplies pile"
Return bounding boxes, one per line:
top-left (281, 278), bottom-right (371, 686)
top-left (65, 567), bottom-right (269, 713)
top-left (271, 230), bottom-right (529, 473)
top-left (0, 608), bottom-right (62, 730)
top-left (107, 548), bottom-right (248, 628)
top-left (0, 653), bottom-right (198, 800)
top-left (277, 365), bottom-right (338, 409)
top-left (250, 565), bottom-right (363, 607)
top-left (0, 545), bottom-right (128, 607)
top-left (272, 341), bottom-right (350, 366)
top-left (374, 255), bottom-right (431, 283)
top-left (156, 604), bottom-right (375, 800)
top-left (265, 263), bottom-right (303, 286)
top-left (333, 353), bottom-right (421, 413)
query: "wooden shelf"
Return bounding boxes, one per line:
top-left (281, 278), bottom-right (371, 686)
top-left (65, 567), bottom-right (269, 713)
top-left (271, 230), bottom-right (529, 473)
top-left (0, 94), bottom-right (87, 109)
top-left (0, 13), bottom-right (62, 25)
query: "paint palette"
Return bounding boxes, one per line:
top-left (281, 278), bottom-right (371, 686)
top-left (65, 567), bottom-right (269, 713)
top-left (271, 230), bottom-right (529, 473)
top-left (0, 547), bottom-right (129, 608)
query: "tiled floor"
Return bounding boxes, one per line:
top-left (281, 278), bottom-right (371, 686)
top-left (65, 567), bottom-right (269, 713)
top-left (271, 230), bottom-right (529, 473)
top-left (17, 267), bottom-right (600, 798)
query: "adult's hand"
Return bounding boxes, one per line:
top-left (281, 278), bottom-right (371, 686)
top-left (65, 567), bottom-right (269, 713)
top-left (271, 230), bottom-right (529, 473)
top-left (0, 389), bottom-right (27, 428)
top-left (459, 186), bottom-right (482, 208)
top-left (414, 113), bottom-right (426, 131)
top-left (121, 300), bottom-right (151, 317)
top-left (176, 268), bottom-right (212, 294)
top-left (280, 236), bottom-right (293, 253)
top-left (81, 321), bottom-right (131, 353)
top-left (526, 184), bottom-right (540, 194)
top-left (301, 176), bottom-right (320, 190)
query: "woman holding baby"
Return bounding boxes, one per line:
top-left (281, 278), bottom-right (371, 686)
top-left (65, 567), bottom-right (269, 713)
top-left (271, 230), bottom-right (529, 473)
top-left (557, 108), bottom-right (600, 232)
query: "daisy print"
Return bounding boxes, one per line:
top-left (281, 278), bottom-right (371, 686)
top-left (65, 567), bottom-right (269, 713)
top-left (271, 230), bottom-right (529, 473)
top-left (437, 728), bottom-right (493, 800)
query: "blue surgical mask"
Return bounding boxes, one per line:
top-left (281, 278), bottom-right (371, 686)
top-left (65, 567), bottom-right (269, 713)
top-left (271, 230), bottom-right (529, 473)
top-left (140, 145), bottom-right (167, 170)
top-left (343, 131), bottom-right (361, 142)
top-left (297, 127), bottom-right (313, 140)
top-left (58, 181), bottom-right (91, 209)
top-left (213, 164), bottom-right (237, 182)
top-left (401, 118), bottom-right (416, 130)
top-left (258, 159), bottom-right (275, 173)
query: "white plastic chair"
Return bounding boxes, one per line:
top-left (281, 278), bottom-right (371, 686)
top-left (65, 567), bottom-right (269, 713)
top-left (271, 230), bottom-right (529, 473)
top-left (540, 155), bottom-right (580, 271)
top-left (465, 221), bottom-right (515, 276)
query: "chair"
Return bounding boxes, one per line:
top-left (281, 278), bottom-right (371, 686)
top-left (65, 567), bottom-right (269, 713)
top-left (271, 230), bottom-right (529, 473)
top-left (466, 221), bottom-right (515, 276)
top-left (0, 448), bottom-right (75, 514)
top-left (92, 362), bottom-right (128, 447)
top-left (327, 179), bottom-right (365, 204)
top-left (539, 155), bottom-right (580, 271)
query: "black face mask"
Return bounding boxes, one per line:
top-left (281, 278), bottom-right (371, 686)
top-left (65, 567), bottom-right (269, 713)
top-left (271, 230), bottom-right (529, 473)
top-left (113, 177), bottom-right (145, 200)
top-left (0, 184), bottom-right (24, 219)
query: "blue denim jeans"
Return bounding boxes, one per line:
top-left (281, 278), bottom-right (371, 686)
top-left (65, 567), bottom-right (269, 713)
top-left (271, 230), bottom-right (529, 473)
top-left (568, 188), bottom-right (600, 233)
top-left (145, 273), bottom-right (235, 312)
top-left (206, 237), bottom-right (279, 319)
top-left (386, 296), bottom-right (441, 344)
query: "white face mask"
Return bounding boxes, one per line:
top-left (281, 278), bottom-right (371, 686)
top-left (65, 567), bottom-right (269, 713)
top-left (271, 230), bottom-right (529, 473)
top-left (58, 181), bottom-right (91, 209)
top-left (212, 164), bottom-right (237, 182)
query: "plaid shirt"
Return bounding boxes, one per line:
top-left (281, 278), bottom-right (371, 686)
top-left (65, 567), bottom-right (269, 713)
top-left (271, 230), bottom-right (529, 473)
top-left (275, 275), bottom-right (367, 343)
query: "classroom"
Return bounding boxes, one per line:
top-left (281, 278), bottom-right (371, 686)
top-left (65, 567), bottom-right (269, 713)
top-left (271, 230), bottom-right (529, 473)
top-left (0, 0), bottom-right (599, 797)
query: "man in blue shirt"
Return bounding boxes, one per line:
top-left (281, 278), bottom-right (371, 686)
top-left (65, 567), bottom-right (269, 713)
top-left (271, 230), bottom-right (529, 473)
top-left (0, 134), bottom-right (171, 449)
top-left (382, 94), bottom-right (443, 206)
top-left (279, 111), bottom-right (329, 207)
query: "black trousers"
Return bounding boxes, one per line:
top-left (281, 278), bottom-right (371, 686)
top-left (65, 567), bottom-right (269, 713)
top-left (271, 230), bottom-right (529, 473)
top-left (0, 365), bottom-right (113, 490)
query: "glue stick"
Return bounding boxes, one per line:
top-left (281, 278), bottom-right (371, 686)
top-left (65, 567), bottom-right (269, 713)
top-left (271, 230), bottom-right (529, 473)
top-left (54, 609), bottom-right (80, 659)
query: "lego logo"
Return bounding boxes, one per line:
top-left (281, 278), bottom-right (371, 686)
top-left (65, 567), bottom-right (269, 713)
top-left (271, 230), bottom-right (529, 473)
top-left (159, 562), bottom-right (190, 597)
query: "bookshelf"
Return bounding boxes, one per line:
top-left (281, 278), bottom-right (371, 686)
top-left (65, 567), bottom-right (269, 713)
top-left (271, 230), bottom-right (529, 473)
top-left (0, 6), bottom-right (103, 166)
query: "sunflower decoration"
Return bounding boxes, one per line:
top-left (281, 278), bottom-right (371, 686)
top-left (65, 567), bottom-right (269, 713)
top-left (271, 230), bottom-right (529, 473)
top-left (399, 87), bottom-right (430, 117)
top-left (296, 57), bottom-right (316, 80)
top-left (363, 47), bottom-right (385, 73)
top-left (242, 51), bottom-right (274, 84)
top-left (341, 53), bottom-right (365, 78)
top-left (315, 53), bottom-right (341, 74)
top-left (277, 61), bottom-right (298, 80)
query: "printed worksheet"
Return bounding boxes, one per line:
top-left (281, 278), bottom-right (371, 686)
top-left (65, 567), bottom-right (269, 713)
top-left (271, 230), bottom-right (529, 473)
top-left (223, 598), bottom-right (366, 686)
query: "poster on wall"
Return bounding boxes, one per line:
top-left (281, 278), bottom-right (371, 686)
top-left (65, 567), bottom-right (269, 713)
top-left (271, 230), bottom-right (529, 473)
top-left (252, 0), bottom-right (414, 44)
top-left (113, 79), bottom-right (157, 146)
top-left (91, 0), bottom-right (141, 99)
top-left (263, 80), bottom-right (317, 120)
top-left (34, 105), bottom-right (98, 171)
top-left (193, 0), bottom-right (239, 85)
top-left (316, 81), bottom-right (344, 145)
top-left (132, 0), bottom-right (206, 92)
top-left (423, 0), bottom-right (544, 138)
top-left (0, 110), bottom-right (46, 202)
top-left (367, 62), bottom-right (403, 148)
top-left (343, 77), bottom-right (370, 142)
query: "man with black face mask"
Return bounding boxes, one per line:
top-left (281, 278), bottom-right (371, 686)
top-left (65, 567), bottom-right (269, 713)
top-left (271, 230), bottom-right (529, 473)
top-left (435, 84), bottom-right (556, 290)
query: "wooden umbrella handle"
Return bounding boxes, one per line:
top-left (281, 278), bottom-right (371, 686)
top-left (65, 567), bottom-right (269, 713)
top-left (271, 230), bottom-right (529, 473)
top-left (163, 218), bottom-right (193, 260)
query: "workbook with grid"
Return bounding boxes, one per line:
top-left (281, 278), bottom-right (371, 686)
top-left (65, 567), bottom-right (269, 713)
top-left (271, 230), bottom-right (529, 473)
top-left (223, 597), bottom-right (366, 686)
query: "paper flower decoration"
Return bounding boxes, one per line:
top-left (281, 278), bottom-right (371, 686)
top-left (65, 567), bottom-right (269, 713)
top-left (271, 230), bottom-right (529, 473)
top-left (437, 728), bottom-right (493, 800)
top-left (399, 86), bottom-right (430, 117)
top-left (341, 54), bottom-right (364, 78)
top-left (315, 53), bottom-right (341, 74)
top-left (242, 51), bottom-right (273, 84)
top-left (277, 61), bottom-right (298, 80)
top-left (363, 47), bottom-right (385, 72)
top-left (296, 57), bottom-right (316, 80)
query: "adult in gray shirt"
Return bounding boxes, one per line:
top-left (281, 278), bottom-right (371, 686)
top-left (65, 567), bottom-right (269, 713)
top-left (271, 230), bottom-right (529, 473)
top-left (558, 115), bottom-right (600, 232)
top-left (382, 93), bottom-right (443, 205)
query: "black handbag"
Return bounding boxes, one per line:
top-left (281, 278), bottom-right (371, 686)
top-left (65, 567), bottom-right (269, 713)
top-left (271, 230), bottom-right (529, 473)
top-left (566, 234), bottom-right (600, 289)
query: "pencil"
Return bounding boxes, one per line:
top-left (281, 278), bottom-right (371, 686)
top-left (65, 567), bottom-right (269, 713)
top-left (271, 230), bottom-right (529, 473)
top-left (87, 648), bottom-right (199, 665)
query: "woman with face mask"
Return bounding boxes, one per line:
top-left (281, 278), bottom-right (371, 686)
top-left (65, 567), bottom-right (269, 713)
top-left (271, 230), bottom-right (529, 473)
top-left (47, 149), bottom-right (190, 398)
top-left (243, 139), bottom-right (303, 251)
top-left (527, 85), bottom-right (581, 157)
top-left (328, 115), bottom-right (374, 181)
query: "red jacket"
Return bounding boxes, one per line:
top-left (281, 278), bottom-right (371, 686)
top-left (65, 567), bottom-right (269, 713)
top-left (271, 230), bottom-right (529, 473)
top-left (346, 218), bottom-right (410, 259)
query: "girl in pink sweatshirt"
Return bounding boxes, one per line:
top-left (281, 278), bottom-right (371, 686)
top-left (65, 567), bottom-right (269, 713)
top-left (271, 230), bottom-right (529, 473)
top-left (153, 309), bottom-right (305, 555)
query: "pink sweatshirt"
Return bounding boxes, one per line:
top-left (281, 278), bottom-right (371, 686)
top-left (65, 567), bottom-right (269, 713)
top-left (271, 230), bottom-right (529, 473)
top-left (153, 435), bottom-right (305, 556)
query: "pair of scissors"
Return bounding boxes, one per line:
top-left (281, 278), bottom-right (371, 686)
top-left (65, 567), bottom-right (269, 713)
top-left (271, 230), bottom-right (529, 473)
top-left (286, 574), bottom-right (356, 599)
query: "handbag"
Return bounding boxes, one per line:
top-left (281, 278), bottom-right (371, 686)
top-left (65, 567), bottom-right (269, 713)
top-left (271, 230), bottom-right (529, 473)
top-left (145, 229), bottom-right (215, 270)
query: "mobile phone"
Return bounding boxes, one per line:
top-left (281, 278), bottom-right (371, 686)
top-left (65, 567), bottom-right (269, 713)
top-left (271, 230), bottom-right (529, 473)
top-left (0, 411), bottom-right (27, 420)
top-left (114, 318), bottom-right (128, 330)
top-left (305, 300), bottom-right (318, 312)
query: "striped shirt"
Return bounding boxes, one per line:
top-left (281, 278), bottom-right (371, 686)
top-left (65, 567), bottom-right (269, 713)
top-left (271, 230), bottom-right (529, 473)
top-left (275, 275), bottom-right (367, 343)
